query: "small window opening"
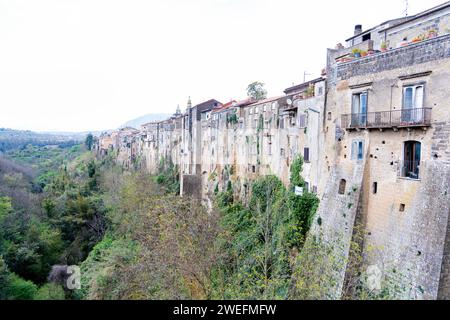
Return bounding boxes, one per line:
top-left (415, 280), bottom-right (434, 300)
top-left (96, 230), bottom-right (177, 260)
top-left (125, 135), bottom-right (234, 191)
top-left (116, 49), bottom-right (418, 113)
top-left (304, 147), bottom-right (310, 162)
top-left (338, 179), bottom-right (347, 195)
top-left (372, 182), bottom-right (378, 194)
top-left (399, 203), bottom-right (406, 212)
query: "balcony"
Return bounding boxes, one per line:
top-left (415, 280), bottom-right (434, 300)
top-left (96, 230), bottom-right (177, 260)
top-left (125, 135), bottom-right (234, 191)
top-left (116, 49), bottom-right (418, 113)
top-left (341, 108), bottom-right (432, 130)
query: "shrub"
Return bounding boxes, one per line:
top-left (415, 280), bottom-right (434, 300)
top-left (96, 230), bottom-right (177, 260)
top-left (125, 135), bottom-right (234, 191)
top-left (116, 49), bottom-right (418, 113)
top-left (34, 283), bottom-right (65, 300)
top-left (6, 273), bottom-right (38, 300)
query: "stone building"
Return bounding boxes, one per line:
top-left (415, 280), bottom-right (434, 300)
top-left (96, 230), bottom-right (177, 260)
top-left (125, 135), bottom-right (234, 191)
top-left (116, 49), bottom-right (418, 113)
top-left (95, 2), bottom-right (450, 300)
top-left (315, 1), bottom-right (450, 299)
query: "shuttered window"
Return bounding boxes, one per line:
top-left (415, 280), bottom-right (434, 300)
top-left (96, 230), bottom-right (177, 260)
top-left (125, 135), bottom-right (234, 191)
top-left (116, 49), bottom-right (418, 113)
top-left (299, 114), bottom-right (307, 128)
top-left (304, 147), bottom-right (310, 162)
top-left (351, 140), bottom-right (364, 160)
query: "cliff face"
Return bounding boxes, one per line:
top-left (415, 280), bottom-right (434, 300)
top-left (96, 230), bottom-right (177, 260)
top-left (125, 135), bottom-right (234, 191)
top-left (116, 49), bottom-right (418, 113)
top-left (94, 28), bottom-right (450, 298)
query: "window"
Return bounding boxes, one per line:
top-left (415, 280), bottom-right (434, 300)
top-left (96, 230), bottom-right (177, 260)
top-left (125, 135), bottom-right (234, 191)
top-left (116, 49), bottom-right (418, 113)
top-left (338, 179), bottom-right (346, 195)
top-left (312, 186), bottom-right (318, 194)
top-left (403, 85), bottom-right (424, 123)
top-left (304, 147), bottom-right (310, 162)
top-left (299, 114), bottom-right (307, 128)
top-left (304, 181), bottom-right (310, 193)
top-left (351, 140), bottom-right (364, 160)
top-left (280, 148), bottom-right (285, 157)
top-left (351, 92), bottom-right (368, 127)
top-left (401, 141), bottom-right (421, 179)
top-left (327, 112), bottom-right (332, 121)
top-left (372, 182), bottom-right (378, 194)
top-left (318, 86), bottom-right (323, 96)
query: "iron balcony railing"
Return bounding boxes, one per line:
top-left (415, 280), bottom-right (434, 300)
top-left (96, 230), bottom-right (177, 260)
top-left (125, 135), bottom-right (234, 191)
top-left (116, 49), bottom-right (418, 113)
top-left (398, 160), bottom-right (420, 180)
top-left (341, 108), bottom-right (432, 129)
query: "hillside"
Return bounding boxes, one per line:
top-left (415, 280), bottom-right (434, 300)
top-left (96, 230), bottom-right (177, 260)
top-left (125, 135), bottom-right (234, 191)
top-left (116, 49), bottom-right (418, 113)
top-left (0, 128), bottom-right (84, 153)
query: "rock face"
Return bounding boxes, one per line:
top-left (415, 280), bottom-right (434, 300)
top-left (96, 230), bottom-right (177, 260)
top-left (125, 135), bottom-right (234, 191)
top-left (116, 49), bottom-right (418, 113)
top-left (95, 4), bottom-right (450, 299)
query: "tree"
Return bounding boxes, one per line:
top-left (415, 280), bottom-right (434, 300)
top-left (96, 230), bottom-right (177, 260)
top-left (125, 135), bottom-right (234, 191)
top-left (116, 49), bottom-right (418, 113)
top-left (34, 283), bottom-right (65, 300)
top-left (5, 273), bottom-right (38, 300)
top-left (247, 81), bottom-right (267, 101)
top-left (0, 256), bottom-right (9, 299)
top-left (85, 133), bottom-right (94, 151)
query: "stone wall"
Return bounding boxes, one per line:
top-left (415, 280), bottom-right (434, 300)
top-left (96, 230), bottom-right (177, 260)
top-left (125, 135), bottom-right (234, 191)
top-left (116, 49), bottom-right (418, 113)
top-left (336, 34), bottom-right (450, 81)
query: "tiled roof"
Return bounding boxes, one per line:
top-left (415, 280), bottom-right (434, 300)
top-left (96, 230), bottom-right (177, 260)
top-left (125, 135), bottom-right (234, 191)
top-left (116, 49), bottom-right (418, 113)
top-left (284, 77), bottom-right (325, 95)
top-left (211, 100), bottom-right (236, 114)
top-left (194, 99), bottom-right (222, 110)
top-left (247, 96), bottom-right (284, 107)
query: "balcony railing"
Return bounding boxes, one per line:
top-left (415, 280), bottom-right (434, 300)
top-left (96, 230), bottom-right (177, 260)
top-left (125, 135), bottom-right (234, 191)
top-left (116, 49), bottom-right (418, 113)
top-left (342, 108), bottom-right (431, 130)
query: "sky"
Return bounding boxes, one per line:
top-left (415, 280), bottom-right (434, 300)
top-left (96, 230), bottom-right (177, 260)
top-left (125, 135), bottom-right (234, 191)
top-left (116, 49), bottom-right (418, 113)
top-left (0, 0), bottom-right (446, 132)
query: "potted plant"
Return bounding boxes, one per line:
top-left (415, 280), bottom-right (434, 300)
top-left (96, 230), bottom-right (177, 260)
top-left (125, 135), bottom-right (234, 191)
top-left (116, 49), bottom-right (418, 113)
top-left (380, 41), bottom-right (387, 52)
top-left (352, 48), bottom-right (362, 58)
top-left (427, 28), bottom-right (438, 39)
top-left (411, 34), bottom-right (425, 43)
top-left (361, 50), bottom-right (368, 57)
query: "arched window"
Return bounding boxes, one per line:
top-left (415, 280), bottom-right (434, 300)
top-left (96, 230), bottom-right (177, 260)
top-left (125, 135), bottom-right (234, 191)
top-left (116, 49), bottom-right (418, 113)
top-left (401, 141), bottom-right (421, 179)
top-left (338, 179), bottom-right (346, 195)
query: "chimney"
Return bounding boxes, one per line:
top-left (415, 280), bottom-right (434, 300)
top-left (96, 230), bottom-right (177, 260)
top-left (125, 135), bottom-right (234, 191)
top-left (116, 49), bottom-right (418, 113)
top-left (354, 24), bottom-right (363, 36)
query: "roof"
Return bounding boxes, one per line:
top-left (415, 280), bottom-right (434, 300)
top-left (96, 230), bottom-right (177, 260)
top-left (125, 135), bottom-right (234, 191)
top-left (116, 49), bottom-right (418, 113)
top-left (194, 99), bottom-right (222, 113)
top-left (381, 1), bottom-right (450, 32)
top-left (284, 77), bottom-right (325, 95)
top-left (345, 2), bottom-right (450, 41)
top-left (344, 17), bottom-right (412, 42)
top-left (211, 100), bottom-right (236, 114)
top-left (247, 96), bottom-right (284, 107)
top-left (235, 98), bottom-right (255, 108)
top-left (141, 121), bottom-right (160, 127)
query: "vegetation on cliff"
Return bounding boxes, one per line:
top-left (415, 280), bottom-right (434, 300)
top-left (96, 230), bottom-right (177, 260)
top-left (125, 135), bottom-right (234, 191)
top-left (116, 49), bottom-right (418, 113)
top-left (0, 143), bottom-right (107, 299)
top-left (1, 144), bottom-right (389, 300)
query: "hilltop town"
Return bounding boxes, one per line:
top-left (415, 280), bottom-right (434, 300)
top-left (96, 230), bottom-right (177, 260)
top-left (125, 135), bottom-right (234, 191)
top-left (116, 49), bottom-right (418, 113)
top-left (96, 2), bottom-right (450, 299)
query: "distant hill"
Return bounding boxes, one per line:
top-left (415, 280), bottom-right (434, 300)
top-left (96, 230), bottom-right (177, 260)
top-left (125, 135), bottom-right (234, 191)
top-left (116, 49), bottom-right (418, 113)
top-left (0, 128), bottom-right (84, 153)
top-left (121, 113), bottom-right (172, 129)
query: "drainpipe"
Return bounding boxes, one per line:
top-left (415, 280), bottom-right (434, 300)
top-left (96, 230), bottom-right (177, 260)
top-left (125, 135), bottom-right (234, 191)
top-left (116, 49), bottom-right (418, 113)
top-left (390, 82), bottom-right (398, 125)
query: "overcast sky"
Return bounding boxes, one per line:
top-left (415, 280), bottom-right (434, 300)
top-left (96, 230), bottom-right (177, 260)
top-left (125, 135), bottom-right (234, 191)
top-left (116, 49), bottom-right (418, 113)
top-left (0, 0), bottom-right (446, 132)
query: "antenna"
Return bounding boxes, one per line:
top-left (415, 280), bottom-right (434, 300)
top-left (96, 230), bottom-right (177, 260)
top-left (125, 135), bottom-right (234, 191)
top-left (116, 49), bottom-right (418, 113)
top-left (303, 71), bottom-right (312, 83)
top-left (403, 0), bottom-right (409, 17)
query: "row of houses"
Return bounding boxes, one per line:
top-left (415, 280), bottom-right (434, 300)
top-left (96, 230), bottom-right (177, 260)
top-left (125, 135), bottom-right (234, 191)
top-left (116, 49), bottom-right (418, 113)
top-left (96, 2), bottom-right (450, 299)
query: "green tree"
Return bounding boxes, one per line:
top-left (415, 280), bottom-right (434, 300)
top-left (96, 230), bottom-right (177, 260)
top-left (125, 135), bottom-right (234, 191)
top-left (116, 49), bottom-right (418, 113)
top-left (247, 81), bottom-right (267, 101)
top-left (5, 273), bottom-right (38, 300)
top-left (0, 256), bottom-right (9, 299)
top-left (34, 283), bottom-right (65, 300)
top-left (85, 133), bottom-right (94, 151)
